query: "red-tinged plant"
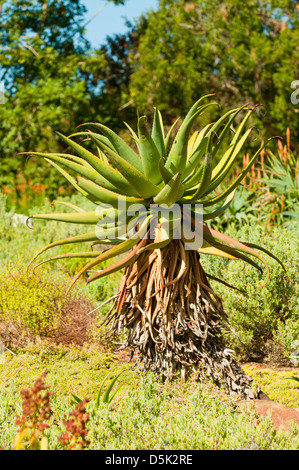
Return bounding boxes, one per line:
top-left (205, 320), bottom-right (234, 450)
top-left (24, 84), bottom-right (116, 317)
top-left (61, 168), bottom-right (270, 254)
top-left (13, 374), bottom-right (53, 450)
top-left (58, 398), bottom-right (90, 450)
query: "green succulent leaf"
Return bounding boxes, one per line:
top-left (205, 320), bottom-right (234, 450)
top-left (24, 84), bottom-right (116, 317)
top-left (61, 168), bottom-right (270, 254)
top-left (78, 122), bottom-right (143, 172)
top-left (51, 200), bottom-right (85, 213)
top-left (45, 159), bottom-right (97, 202)
top-left (166, 96), bottom-right (217, 174)
top-left (153, 172), bottom-right (184, 206)
top-left (164, 117), bottom-right (180, 154)
top-left (26, 97), bottom-right (282, 292)
top-left (152, 107), bottom-right (166, 159)
top-left (77, 177), bottom-right (146, 209)
top-left (138, 115), bottom-right (162, 184)
top-left (158, 157), bottom-right (174, 184)
top-left (87, 133), bottom-right (160, 199)
top-left (54, 135), bottom-right (137, 196)
top-left (66, 215), bottom-right (151, 292)
top-left (200, 137), bottom-right (275, 207)
top-left (185, 132), bottom-right (214, 201)
top-left (27, 230), bottom-right (102, 269)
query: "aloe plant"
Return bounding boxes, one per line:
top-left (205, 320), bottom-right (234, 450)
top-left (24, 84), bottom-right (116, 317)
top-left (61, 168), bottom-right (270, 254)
top-left (24, 96), bottom-right (282, 398)
top-left (71, 370), bottom-right (125, 407)
top-left (257, 141), bottom-right (299, 231)
top-left (235, 130), bottom-right (299, 232)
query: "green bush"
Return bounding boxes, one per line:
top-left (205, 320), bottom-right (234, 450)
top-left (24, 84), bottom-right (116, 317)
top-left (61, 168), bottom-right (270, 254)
top-left (0, 269), bottom-right (70, 338)
top-left (0, 267), bottom-right (99, 347)
top-left (201, 223), bottom-right (299, 362)
top-left (0, 193), bottom-right (124, 347)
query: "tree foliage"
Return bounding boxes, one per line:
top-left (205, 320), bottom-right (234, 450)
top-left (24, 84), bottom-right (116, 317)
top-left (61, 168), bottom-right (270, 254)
top-left (0, 0), bottom-right (127, 194)
top-left (1, 0), bottom-right (298, 203)
top-left (129, 0), bottom-right (299, 146)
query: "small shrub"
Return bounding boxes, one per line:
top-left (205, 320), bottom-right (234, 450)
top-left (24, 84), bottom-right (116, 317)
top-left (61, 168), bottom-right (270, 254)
top-left (58, 398), bottom-right (90, 450)
top-left (13, 374), bottom-right (53, 450)
top-left (201, 223), bottom-right (299, 363)
top-left (0, 269), bottom-right (96, 346)
top-left (0, 270), bottom-right (67, 337)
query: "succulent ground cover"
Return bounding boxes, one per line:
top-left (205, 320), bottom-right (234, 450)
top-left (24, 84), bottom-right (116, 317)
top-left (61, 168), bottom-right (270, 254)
top-left (1, 347), bottom-right (299, 450)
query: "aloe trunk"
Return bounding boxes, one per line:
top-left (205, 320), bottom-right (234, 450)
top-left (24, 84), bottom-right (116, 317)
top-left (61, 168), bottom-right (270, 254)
top-left (103, 240), bottom-right (254, 396)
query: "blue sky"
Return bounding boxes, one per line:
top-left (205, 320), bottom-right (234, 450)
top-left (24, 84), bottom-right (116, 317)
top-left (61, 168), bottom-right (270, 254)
top-left (81, 0), bottom-right (159, 47)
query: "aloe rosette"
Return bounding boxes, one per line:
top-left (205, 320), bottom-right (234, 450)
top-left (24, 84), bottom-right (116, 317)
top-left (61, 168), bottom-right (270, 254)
top-left (24, 95), bottom-right (281, 396)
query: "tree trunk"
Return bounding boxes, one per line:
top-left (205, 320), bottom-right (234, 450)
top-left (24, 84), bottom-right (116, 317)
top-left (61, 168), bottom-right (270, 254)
top-left (102, 240), bottom-right (255, 399)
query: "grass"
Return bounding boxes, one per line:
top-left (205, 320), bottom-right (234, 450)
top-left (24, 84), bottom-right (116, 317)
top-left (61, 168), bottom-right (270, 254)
top-left (0, 343), bottom-right (138, 400)
top-left (1, 342), bottom-right (299, 450)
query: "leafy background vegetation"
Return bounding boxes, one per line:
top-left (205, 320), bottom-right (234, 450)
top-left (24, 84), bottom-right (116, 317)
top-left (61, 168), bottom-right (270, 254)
top-left (0, 0), bottom-right (298, 450)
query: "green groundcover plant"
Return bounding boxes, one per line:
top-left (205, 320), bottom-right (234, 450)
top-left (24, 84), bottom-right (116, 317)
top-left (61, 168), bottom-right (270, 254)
top-left (1, 371), bottom-right (299, 450)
